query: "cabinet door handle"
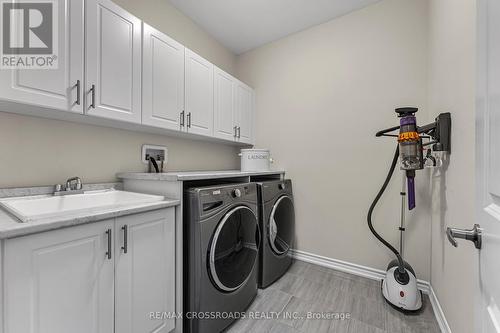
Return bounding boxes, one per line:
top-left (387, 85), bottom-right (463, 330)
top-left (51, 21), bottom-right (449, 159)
top-left (121, 225), bottom-right (128, 254)
top-left (75, 80), bottom-right (81, 105)
top-left (90, 84), bottom-right (96, 109)
top-left (237, 126), bottom-right (241, 138)
top-left (105, 229), bottom-right (112, 259)
top-left (187, 112), bottom-right (192, 128)
top-left (234, 126), bottom-right (237, 138)
top-left (180, 110), bottom-right (185, 127)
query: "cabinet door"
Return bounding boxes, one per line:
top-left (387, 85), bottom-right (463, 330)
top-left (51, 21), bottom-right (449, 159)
top-left (0, 0), bottom-right (84, 113)
top-left (115, 209), bottom-right (176, 333)
top-left (142, 24), bottom-right (185, 131)
top-left (86, 0), bottom-right (142, 123)
top-left (185, 49), bottom-right (214, 136)
top-left (235, 81), bottom-right (254, 144)
top-left (214, 67), bottom-right (237, 141)
top-left (3, 221), bottom-right (115, 333)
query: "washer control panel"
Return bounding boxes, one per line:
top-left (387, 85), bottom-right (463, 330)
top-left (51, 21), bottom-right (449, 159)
top-left (195, 183), bottom-right (257, 214)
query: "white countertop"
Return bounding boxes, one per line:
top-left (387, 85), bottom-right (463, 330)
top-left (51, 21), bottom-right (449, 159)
top-left (0, 197), bottom-right (179, 239)
top-left (116, 170), bottom-right (285, 181)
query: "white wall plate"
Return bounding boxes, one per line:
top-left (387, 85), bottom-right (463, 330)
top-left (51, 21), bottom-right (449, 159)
top-left (142, 144), bottom-right (168, 164)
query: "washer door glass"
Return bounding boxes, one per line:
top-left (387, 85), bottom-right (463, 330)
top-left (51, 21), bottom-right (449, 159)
top-left (209, 206), bottom-right (260, 292)
top-left (269, 195), bottom-right (295, 256)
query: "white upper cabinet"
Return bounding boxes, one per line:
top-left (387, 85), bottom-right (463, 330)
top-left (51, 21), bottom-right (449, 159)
top-left (0, 0), bottom-right (254, 145)
top-left (85, 0), bottom-right (142, 123)
top-left (184, 49), bottom-right (214, 137)
top-left (214, 67), bottom-right (236, 141)
top-left (214, 69), bottom-right (255, 144)
top-left (3, 221), bottom-right (115, 333)
top-left (142, 24), bottom-right (185, 131)
top-left (115, 209), bottom-right (176, 333)
top-left (235, 80), bottom-right (254, 144)
top-left (0, 0), bottom-right (84, 113)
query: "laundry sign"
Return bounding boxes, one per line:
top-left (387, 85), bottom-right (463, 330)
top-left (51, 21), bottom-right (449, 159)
top-left (0, 0), bottom-right (58, 69)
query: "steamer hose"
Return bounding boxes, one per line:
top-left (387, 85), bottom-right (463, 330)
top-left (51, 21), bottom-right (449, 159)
top-left (367, 145), bottom-right (405, 274)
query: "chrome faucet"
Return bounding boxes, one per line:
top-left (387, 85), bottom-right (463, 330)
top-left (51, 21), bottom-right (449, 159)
top-left (65, 177), bottom-right (82, 191)
top-left (54, 177), bottom-right (84, 196)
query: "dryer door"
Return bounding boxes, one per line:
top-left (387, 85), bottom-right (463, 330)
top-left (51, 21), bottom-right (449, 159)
top-left (268, 196), bottom-right (295, 256)
top-left (208, 206), bottom-right (260, 292)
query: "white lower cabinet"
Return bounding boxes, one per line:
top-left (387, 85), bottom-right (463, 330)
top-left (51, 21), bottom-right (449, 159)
top-left (115, 209), bottom-right (176, 333)
top-left (4, 220), bottom-right (115, 333)
top-left (2, 208), bottom-right (175, 333)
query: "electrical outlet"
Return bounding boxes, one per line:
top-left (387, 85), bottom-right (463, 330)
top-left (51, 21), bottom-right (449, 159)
top-left (142, 144), bottom-right (168, 164)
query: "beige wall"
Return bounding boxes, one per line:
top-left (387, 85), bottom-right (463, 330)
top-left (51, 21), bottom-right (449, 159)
top-left (236, 0), bottom-right (431, 278)
top-left (0, 6), bottom-right (479, 330)
top-left (427, 0), bottom-right (477, 332)
top-left (0, 113), bottom-right (239, 188)
top-left (0, 0), bottom-right (239, 188)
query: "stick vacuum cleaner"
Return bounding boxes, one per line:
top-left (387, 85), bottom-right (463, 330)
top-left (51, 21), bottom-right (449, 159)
top-left (368, 107), bottom-right (451, 311)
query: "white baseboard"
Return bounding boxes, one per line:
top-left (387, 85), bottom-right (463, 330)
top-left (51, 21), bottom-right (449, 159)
top-left (290, 249), bottom-right (430, 293)
top-left (428, 285), bottom-right (452, 333)
top-left (290, 249), bottom-right (450, 333)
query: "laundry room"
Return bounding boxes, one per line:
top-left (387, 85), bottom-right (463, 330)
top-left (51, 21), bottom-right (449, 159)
top-left (0, 0), bottom-right (489, 332)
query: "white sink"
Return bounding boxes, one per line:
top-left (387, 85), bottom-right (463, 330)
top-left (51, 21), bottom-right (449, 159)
top-left (0, 189), bottom-right (165, 223)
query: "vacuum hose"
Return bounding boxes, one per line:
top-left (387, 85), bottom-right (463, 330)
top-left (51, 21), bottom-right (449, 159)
top-left (367, 145), bottom-right (405, 274)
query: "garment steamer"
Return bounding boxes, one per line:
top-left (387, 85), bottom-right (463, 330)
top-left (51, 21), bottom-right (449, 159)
top-left (368, 107), bottom-right (451, 311)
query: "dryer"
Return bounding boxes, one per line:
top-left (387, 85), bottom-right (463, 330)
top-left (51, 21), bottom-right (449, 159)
top-left (257, 179), bottom-right (295, 288)
top-left (184, 183), bottom-right (260, 333)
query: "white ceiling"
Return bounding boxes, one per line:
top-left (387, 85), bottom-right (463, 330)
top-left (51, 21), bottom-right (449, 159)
top-left (168, 0), bottom-right (382, 54)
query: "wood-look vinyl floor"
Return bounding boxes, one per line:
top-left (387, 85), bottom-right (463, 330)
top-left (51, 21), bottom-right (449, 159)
top-left (226, 260), bottom-right (440, 333)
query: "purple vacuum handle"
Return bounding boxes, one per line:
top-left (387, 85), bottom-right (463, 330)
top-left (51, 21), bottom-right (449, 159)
top-left (407, 177), bottom-right (416, 210)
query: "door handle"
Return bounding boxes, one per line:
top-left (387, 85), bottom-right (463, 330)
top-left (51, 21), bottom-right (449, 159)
top-left (446, 224), bottom-right (482, 249)
top-left (234, 126), bottom-right (237, 138)
top-left (105, 229), bottom-right (112, 259)
top-left (237, 126), bottom-right (241, 138)
top-left (90, 84), bottom-right (96, 109)
top-left (187, 112), bottom-right (192, 128)
top-left (180, 110), bottom-right (185, 127)
top-left (121, 225), bottom-right (128, 254)
top-left (75, 80), bottom-right (81, 105)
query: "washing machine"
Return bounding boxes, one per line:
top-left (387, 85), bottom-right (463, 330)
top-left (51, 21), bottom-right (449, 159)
top-left (257, 179), bottom-right (295, 288)
top-left (184, 182), bottom-right (260, 333)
